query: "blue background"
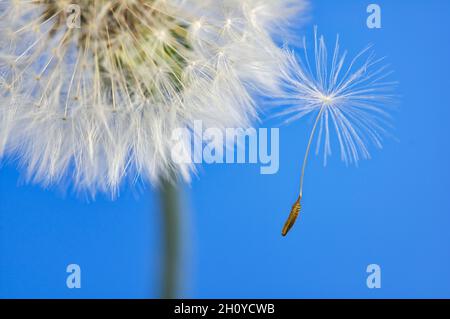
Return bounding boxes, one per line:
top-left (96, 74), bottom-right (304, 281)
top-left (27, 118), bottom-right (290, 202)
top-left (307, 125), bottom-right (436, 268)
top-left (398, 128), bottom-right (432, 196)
top-left (1, 0), bottom-right (450, 298)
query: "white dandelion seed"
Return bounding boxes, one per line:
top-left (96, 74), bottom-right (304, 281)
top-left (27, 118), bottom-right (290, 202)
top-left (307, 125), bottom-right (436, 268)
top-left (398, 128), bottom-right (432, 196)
top-left (279, 28), bottom-right (396, 236)
top-left (0, 0), bottom-right (306, 196)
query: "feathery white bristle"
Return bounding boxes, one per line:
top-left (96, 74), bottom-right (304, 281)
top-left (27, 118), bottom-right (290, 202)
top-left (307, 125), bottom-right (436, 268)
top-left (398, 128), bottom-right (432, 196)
top-left (278, 28), bottom-right (396, 166)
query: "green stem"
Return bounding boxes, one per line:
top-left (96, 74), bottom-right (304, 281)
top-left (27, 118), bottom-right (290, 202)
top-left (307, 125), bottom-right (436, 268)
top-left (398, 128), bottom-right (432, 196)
top-left (159, 176), bottom-right (180, 299)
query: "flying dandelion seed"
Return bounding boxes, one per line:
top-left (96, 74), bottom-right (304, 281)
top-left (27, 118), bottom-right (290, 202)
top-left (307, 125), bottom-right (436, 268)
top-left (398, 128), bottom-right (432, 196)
top-left (0, 0), bottom-right (307, 196)
top-left (279, 27), bottom-right (396, 236)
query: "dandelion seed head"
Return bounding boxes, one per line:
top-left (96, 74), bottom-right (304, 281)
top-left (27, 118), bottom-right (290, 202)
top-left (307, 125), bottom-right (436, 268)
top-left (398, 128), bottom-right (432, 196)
top-left (0, 0), bottom-right (307, 196)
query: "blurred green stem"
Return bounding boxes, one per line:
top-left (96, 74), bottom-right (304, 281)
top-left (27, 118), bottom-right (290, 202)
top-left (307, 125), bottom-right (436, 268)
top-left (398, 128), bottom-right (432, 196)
top-left (159, 176), bottom-right (180, 299)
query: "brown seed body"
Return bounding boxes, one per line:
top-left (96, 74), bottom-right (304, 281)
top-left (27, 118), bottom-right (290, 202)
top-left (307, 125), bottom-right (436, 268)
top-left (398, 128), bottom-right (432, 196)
top-left (281, 196), bottom-right (302, 236)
